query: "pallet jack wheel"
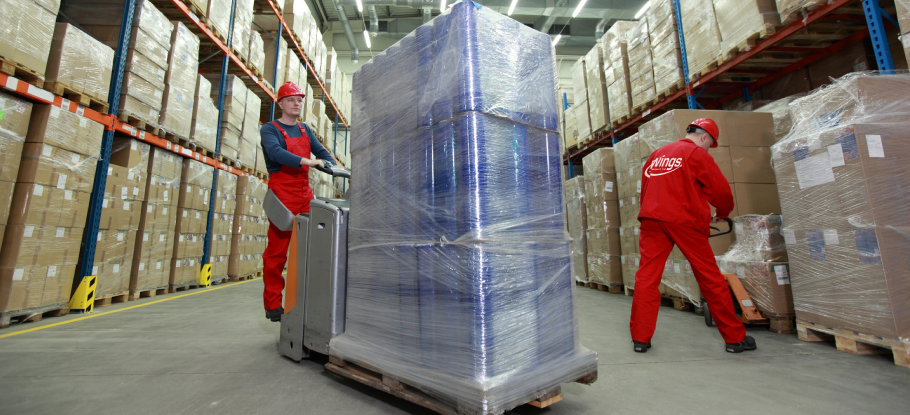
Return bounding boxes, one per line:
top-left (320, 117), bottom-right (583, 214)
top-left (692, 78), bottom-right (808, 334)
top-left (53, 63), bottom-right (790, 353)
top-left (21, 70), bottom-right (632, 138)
top-left (702, 297), bottom-right (714, 327)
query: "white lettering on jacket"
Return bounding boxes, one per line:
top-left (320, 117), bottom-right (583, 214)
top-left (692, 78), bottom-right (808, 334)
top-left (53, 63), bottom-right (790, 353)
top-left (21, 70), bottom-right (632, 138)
top-left (644, 156), bottom-right (683, 178)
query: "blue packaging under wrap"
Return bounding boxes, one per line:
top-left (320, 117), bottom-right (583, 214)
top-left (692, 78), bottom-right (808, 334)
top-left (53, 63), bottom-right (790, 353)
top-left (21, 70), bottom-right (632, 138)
top-left (333, 2), bottom-right (597, 412)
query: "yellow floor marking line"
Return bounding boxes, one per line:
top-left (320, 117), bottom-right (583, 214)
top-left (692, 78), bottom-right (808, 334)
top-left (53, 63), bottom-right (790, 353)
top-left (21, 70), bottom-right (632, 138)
top-left (0, 279), bottom-right (257, 340)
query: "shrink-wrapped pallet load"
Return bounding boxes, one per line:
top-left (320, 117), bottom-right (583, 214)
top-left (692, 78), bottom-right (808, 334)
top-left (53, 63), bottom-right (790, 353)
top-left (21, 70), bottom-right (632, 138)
top-left (603, 21), bottom-right (635, 126)
top-left (712, 0), bottom-right (781, 56)
top-left (680, 0), bottom-right (723, 81)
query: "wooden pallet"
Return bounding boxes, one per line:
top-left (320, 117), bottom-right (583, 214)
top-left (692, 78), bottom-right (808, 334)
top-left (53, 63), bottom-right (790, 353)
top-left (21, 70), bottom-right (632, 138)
top-left (624, 285), bottom-right (634, 296)
top-left (128, 287), bottom-right (168, 301)
top-left (767, 314), bottom-right (796, 334)
top-left (655, 80), bottom-right (684, 101)
top-left (780, 2), bottom-right (827, 26)
top-left (94, 292), bottom-right (129, 308)
top-left (210, 275), bottom-right (230, 285)
top-left (582, 282), bottom-right (623, 294)
top-left (43, 81), bottom-right (110, 114)
top-left (796, 319), bottom-right (910, 369)
top-left (0, 56), bottom-right (44, 87)
top-left (689, 61), bottom-right (718, 82)
top-left (169, 282), bottom-right (200, 293)
top-left (229, 270), bottom-right (262, 282)
top-left (325, 355), bottom-right (596, 415)
top-left (0, 303), bottom-right (69, 329)
top-left (610, 115), bottom-right (629, 128)
top-left (119, 113), bottom-right (161, 137)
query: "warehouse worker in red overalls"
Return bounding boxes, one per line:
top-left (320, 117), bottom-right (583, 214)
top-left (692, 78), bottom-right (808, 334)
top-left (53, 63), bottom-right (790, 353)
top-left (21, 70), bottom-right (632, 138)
top-left (631, 118), bottom-right (756, 353)
top-left (259, 82), bottom-right (336, 322)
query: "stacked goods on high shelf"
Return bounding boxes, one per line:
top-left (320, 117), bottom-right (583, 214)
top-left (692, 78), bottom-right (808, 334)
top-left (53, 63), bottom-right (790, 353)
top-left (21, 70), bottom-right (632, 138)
top-left (712, 0), bottom-right (781, 56)
top-left (93, 139), bottom-right (148, 300)
top-left (206, 0), bottom-right (232, 42)
top-left (565, 177), bottom-right (588, 283)
top-left (582, 149), bottom-right (622, 291)
top-left (899, 0), bottom-right (910, 64)
top-left (584, 45), bottom-right (610, 134)
top-left (717, 214), bottom-right (794, 333)
top-left (311, 99), bottom-right (326, 136)
top-left (185, 0), bottom-right (208, 16)
top-left (130, 146), bottom-right (181, 298)
top-left (248, 30), bottom-right (265, 78)
top-left (647, 0), bottom-right (684, 97)
top-left (308, 154), bottom-right (334, 199)
top-left (775, 0), bottom-right (826, 25)
top-left (241, 87), bottom-right (262, 169)
top-left (230, 176), bottom-right (268, 279)
top-left (211, 172), bottom-right (237, 283)
top-left (45, 23), bottom-right (115, 105)
top-left (298, 84), bottom-right (314, 123)
top-left (231, 0), bottom-right (255, 59)
top-left (190, 75), bottom-right (218, 153)
top-left (282, 0), bottom-right (309, 42)
top-left (68, 0), bottom-right (173, 128)
top-left (0, 0), bottom-right (60, 79)
top-left (0, 94), bottom-right (31, 253)
top-left (1, 98), bottom-right (98, 316)
top-left (170, 158), bottom-right (215, 290)
top-left (603, 21), bottom-right (635, 126)
top-left (570, 58), bottom-right (591, 145)
top-left (286, 50), bottom-right (302, 90)
top-left (265, 45), bottom-right (288, 90)
top-left (628, 19), bottom-right (656, 109)
top-left (680, 0), bottom-right (723, 81)
top-left (203, 73), bottom-right (247, 161)
top-left (742, 94), bottom-right (804, 142)
top-left (771, 73), bottom-right (910, 366)
top-left (254, 142), bottom-right (268, 176)
top-left (159, 22), bottom-right (200, 140)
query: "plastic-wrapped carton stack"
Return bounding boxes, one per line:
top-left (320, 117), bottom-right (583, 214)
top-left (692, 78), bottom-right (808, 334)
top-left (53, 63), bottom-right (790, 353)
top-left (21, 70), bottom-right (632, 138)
top-left (898, 0), bottom-right (910, 65)
top-left (713, 0), bottom-right (780, 57)
top-left (718, 214), bottom-right (793, 332)
top-left (570, 58), bottom-right (591, 141)
top-left (211, 173), bottom-right (237, 283)
top-left (130, 146), bottom-right (181, 297)
top-left (230, 176), bottom-right (268, 279)
top-left (680, 0), bottom-right (722, 81)
top-left (170, 159), bottom-right (214, 289)
top-left (584, 45), bottom-right (610, 134)
top-left (45, 23), bottom-right (115, 103)
top-left (284, 0), bottom-right (308, 39)
top-left (206, 0), bottom-right (232, 41)
top-left (286, 50), bottom-right (302, 89)
top-left (0, 0), bottom-right (61, 78)
top-left (203, 74), bottom-right (247, 162)
top-left (231, 0), bottom-right (254, 60)
top-left (307, 153), bottom-right (334, 198)
top-left (1, 100), bottom-right (102, 315)
top-left (563, 104), bottom-right (579, 149)
top-left (191, 75), bottom-right (218, 153)
top-left (265, 46), bottom-right (288, 90)
top-left (94, 139), bottom-right (149, 299)
top-left (248, 30), bottom-right (265, 78)
top-left (241, 90), bottom-right (262, 169)
top-left (771, 73), bottom-right (910, 346)
top-left (628, 19), bottom-right (656, 110)
top-left (612, 136), bottom-right (641, 289)
top-left (0, 94), bottom-right (32, 315)
top-left (160, 22), bottom-right (200, 140)
top-left (603, 21), bottom-right (635, 126)
top-left (565, 177), bottom-right (588, 283)
top-left (647, 0), bottom-right (684, 97)
top-left (753, 94), bottom-right (804, 142)
top-left (582, 149), bottom-right (622, 289)
top-left (775, 0), bottom-right (825, 25)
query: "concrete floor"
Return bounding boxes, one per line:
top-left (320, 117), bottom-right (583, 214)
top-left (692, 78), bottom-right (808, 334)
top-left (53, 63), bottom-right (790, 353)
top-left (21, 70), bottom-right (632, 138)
top-left (1, 280), bottom-right (909, 415)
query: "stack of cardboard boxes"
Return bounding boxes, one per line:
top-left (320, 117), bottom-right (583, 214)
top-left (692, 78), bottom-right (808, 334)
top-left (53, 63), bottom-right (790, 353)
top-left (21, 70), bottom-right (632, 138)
top-left (248, 30), bottom-right (265, 78)
top-left (1, 100), bottom-right (100, 315)
top-left (211, 172), bottom-right (237, 282)
top-left (613, 135), bottom-right (642, 290)
top-left (680, 0), bottom-right (723, 82)
top-left (265, 46), bottom-right (288, 92)
top-left (231, 0), bottom-right (255, 61)
top-left (565, 176), bottom-right (588, 283)
top-left (190, 75), bottom-right (219, 154)
top-left (0, 93), bottom-right (33, 313)
top-left (899, 0), bottom-right (910, 65)
top-left (713, 0), bottom-right (781, 57)
top-left (241, 90), bottom-right (262, 169)
top-left (130, 145), bottom-right (181, 297)
top-left (603, 21), bottom-right (635, 127)
top-left (582, 149), bottom-right (622, 289)
top-left (566, 59), bottom-right (591, 148)
top-left (159, 22), bottom-right (200, 140)
top-left (45, 23), bottom-right (115, 103)
top-left (628, 19), bottom-right (656, 110)
top-left (0, 0), bottom-right (60, 79)
top-left (206, 0), bottom-right (232, 42)
top-left (170, 159), bottom-right (214, 289)
top-left (230, 176), bottom-right (268, 279)
top-left (204, 74), bottom-right (247, 162)
top-left (584, 45), bottom-right (610, 135)
top-left (648, 0), bottom-right (684, 97)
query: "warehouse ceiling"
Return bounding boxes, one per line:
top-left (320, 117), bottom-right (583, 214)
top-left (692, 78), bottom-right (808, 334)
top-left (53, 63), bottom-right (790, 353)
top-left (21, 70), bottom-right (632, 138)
top-left (307, 0), bottom-right (650, 72)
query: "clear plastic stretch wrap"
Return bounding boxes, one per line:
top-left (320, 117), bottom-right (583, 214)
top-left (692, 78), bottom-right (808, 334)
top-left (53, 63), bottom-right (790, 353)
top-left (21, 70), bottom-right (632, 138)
top-left (754, 94), bottom-right (805, 142)
top-left (248, 30), bottom-right (266, 79)
top-left (0, 0), bottom-right (60, 77)
top-left (232, 0), bottom-right (254, 58)
top-left (286, 51), bottom-right (302, 90)
top-left (565, 177), bottom-right (588, 283)
top-left (584, 45), bottom-right (609, 133)
top-left (160, 22), bottom-right (201, 139)
top-left (898, 0), bottom-right (910, 32)
top-left (45, 23), bottom-right (115, 103)
top-left (770, 72), bottom-right (910, 341)
top-left (775, 0), bottom-right (828, 25)
top-left (265, 46), bottom-right (288, 93)
top-left (133, 147), bottom-right (181, 292)
top-left (211, 173), bottom-right (237, 279)
top-left (581, 149), bottom-right (621, 287)
top-left (627, 19), bottom-right (656, 109)
top-left (647, 0), bottom-right (684, 95)
top-left (333, 3), bottom-right (597, 412)
top-left (171, 158), bottom-right (215, 285)
top-left (603, 21), bottom-right (635, 125)
top-left (712, 0), bottom-right (781, 56)
top-left (241, 92), bottom-right (262, 169)
top-left (191, 75), bottom-right (219, 152)
top-left (207, 0), bottom-right (232, 41)
top-left (680, 0), bottom-right (723, 81)
top-left (230, 176), bottom-right (267, 277)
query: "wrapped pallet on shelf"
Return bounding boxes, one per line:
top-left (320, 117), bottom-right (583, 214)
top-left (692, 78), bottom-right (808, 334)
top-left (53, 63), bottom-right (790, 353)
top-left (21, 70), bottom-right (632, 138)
top-left (45, 23), bottom-right (115, 105)
top-left (203, 73), bottom-right (247, 161)
top-left (241, 90), bottom-right (262, 169)
top-left (770, 73), bottom-right (910, 364)
top-left (231, 0), bottom-right (255, 60)
top-left (584, 45), bottom-right (610, 134)
top-left (612, 135), bottom-right (641, 289)
top-left (628, 18), bottom-right (656, 110)
top-left (1, 100), bottom-right (102, 317)
top-left (130, 146), bottom-right (181, 299)
top-left (170, 158), bottom-right (215, 290)
top-left (775, 0), bottom-right (827, 25)
top-left (286, 50), bottom-right (301, 90)
top-left (254, 140), bottom-right (268, 176)
top-left (712, 0), bottom-right (781, 57)
top-left (211, 172), bottom-right (237, 283)
top-left (565, 176), bottom-right (588, 283)
top-left (207, 0), bottom-right (232, 42)
top-left (647, 0), bottom-right (684, 98)
top-left (265, 46), bottom-right (288, 91)
top-left (0, 0), bottom-right (60, 80)
top-left (230, 176), bottom-right (267, 279)
top-left (331, 3), bottom-right (597, 412)
top-left (160, 22), bottom-right (201, 140)
top-left (0, 93), bottom-right (31, 249)
top-left (563, 102), bottom-right (578, 149)
top-left (284, 0), bottom-right (308, 39)
top-left (680, 0), bottom-right (723, 81)
top-left (603, 21), bottom-right (635, 126)
top-left (191, 74), bottom-right (219, 153)
top-left (753, 94), bottom-right (805, 142)
top-left (582, 148), bottom-right (622, 290)
top-left (248, 30), bottom-right (266, 80)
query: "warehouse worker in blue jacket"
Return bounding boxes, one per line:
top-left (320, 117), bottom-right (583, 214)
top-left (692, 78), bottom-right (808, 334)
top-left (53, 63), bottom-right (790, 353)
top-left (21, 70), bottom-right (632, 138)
top-left (260, 82), bottom-right (336, 322)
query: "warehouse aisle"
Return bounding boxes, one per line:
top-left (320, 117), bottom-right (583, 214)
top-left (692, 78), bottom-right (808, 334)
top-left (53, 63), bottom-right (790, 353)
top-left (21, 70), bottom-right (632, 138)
top-left (1, 281), bottom-right (909, 415)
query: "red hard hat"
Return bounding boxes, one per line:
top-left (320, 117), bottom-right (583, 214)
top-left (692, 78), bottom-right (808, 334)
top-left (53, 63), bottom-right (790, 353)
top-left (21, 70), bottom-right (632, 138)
top-left (277, 82), bottom-right (305, 101)
top-left (688, 118), bottom-right (720, 148)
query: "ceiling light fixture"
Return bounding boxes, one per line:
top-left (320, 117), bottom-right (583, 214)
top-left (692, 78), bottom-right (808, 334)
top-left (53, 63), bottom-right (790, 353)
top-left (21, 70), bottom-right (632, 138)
top-left (508, 0), bottom-right (518, 16)
top-left (571, 0), bottom-right (588, 18)
top-left (355, 0), bottom-right (363, 12)
top-left (440, 0), bottom-right (447, 11)
top-left (363, 30), bottom-right (371, 48)
top-left (552, 34), bottom-right (562, 46)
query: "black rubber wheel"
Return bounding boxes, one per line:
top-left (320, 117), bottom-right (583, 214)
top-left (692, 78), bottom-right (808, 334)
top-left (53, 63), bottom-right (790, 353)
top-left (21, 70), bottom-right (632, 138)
top-left (702, 298), bottom-right (715, 327)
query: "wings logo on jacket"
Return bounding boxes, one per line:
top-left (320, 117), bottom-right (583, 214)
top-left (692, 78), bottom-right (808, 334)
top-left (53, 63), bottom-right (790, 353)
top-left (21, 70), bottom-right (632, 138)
top-left (644, 156), bottom-right (683, 178)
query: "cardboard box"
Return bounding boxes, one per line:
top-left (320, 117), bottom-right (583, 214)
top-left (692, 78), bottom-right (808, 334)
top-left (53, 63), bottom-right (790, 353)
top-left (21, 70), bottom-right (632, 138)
top-left (733, 183), bottom-right (780, 215)
top-left (708, 146), bottom-right (733, 183)
top-left (730, 146), bottom-right (775, 183)
top-left (0, 0), bottom-right (59, 77)
top-left (45, 23), bottom-right (115, 102)
top-left (27, 104), bottom-right (105, 157)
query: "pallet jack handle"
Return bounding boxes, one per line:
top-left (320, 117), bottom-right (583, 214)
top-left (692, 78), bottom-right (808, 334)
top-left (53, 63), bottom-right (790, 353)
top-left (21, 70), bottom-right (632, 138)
top-left (709, 218), bottom-right (733, 238)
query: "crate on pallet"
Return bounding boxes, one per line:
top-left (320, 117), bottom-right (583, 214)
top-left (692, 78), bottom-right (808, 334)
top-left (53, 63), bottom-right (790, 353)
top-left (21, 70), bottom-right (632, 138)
top-left (603, 21), bottom-right (635, 126)
top-left (229, 176), bottom-right (267, 280)
top-left (679, 0), bottom-right (724, 82)
top-left (0, 0), bottom-right (60, 80)
top-left (628, 19), bottom-right (656, 110)
top-left (713, 0), bottom-right (781, 57)
top-left (159, 22), bottom-right (201, 141)
top-left (231, 0), bottom-right (255, 60)
top-left (44, 23), bottom-right (115, 110)
top-left (169, 158), bottom-right (215, 289)
top-left (191, 75), bottom-right (218, 156)
top-left (206, 0), bottom-right (232, 43)
top-left (211, 172), bottom-right (237, 283)
top-left (647, 0), bottom-right (685, 101)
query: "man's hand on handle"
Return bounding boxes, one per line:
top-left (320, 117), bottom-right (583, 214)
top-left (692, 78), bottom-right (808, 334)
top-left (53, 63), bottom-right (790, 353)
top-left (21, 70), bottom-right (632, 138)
top-left (711, 215), bottom-right (727, 223)
top-left (300, 158), bottom-right (325, 169)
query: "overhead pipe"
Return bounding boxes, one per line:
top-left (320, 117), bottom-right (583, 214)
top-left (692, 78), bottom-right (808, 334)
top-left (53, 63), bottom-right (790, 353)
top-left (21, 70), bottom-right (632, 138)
top-left (594, 17), bottom-right (609, 40)
top-left (422, 6), bottom-right (432, 23)
top-left (330, 0), bottom-right (360, 63)
top-left (539, 0), bottom-right (568, 34)
top-left (367, 5), bottom-right (379, 37)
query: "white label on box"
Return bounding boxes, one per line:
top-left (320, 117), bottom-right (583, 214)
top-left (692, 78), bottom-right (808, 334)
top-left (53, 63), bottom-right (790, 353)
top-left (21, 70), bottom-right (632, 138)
top-left (619, 228), bottom-right (624, 236)
top-left (92, 266), bottom-right (99, 275)
top-left (133, 187), bottom-right (139, 196)
top-left (117, 231), bottom-right (125, 242)
top-left (736, 265), bottom-right (745, 279)
top-left (634, 227), bottom-right (640, 235)
top-left (143, 232), bottom-right (150, 242)
top-left (47, 266), bottom-right (56, 277)
top-left (113, 263), bottom-right (120, 273)
top-left (183, 210), bottom-right (188, 218)
top-left (179, 235), bottom-right (184, 242)
top-left (33, 184), bottom-right (43, 196)
top-left (160, 234), bottom-right (165, 242)
top-left (187, 186), bottom-right (192, 193)
top-left (42, 145), bottom-right (53, 157)
top-left (23, 226), bottom-right (34, 238)
top-left (823, 229), bottom-right (839, 245)
top-left (222, 201), bottom-right (226, 210)
top-left (121, 187), bottom-right (128, 199)
top-left (774, 265), bottom-right (790, 285)
top-left (123, 201), bottom-right (130, 210)
top-left (50, 106), bottom-right (60, 118)
top-left (56, 174), bottom-right (67, 189)
top-left (72, 154), bottom-right (79, 164)
top-left (673, 263), bottom-right (681, 273)
top-left (794, 153), bottom-right (835, 189)
top-left (195, 212), bottom-right (200, 219)
top-left (56, 227), bottom-right (65, 238)
top-left (741, 299), bottom-right (754, 308)
top-left (634, 257), bottom-right (640, 266)
top-left (783, 229), bottom-right (796, 245)
top-left (176, 261), bottom-right (181, 268)
top-left (827, 144), bottom-right (845, 167)
top-left (139, 262), bottom-right (145, 271)
top-left (79, 118), bottom-right (87, 128)
top-left (13, 269), bottom-right (24, 281)
top-left (619, 199), bottom-right (624, 207)
top-left (108, 167), bottom-right (112, 176)
top-left (162, 207), bottom-right (168, 215)
top-left (131, 140), bottom-right (138, 150)
top-left (128, 171), bottom-right (134, 181)
top-left (199, 188), bottom-right (204, 196)
top-left (97, 232), bottom-right (103, 242)
top-left (147, 204), bottom-right (153, 213)
top-left (156, 261), bottom-right (162, 270)
top-left (102, 199), bottom-right (109, 208)
top-left (163, 191), bottom-right (169, 201)
top-left (604, 181), bottom-right (614, 193)
top-left (637, 180), bottom-right (642, 193)
top-left (64, 190), bottom-right (73, 200)
top-left (866, 135), bottom-right (884, 158)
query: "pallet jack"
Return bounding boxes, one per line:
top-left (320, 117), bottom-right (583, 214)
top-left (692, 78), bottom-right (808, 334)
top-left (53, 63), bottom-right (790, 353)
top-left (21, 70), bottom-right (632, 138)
top-left (703, 218), bottom-right (770, 328)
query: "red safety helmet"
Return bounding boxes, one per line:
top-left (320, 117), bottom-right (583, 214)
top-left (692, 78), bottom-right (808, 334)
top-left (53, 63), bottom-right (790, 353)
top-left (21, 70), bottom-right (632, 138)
top-left (277, 82), bottom-right (305, 101)
top-left (687, 118), bottom-right (720, 148)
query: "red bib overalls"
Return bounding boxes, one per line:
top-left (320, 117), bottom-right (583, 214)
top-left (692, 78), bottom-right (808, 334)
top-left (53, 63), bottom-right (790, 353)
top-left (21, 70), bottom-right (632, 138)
top-left (262, 121), bottom-right (312, 310)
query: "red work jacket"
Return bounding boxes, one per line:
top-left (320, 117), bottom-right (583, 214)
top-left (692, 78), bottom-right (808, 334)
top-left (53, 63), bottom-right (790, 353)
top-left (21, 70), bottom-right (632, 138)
top-left (638, 138), bottom-right (734, 232)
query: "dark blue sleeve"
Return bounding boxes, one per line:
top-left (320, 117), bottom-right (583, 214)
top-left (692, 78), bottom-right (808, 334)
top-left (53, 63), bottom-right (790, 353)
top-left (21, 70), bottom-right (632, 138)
top-left (260, 123), bottom-right (303, 169)
top-left (303, 123), bottom-right (336, 166)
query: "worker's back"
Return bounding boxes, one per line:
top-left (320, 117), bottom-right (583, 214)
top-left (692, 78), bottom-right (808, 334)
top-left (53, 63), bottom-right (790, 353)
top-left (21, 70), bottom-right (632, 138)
top-left (637, 138), bottom-right (733, 232)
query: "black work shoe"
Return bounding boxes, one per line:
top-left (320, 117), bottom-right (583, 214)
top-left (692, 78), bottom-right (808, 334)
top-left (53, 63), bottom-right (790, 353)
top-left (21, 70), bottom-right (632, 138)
top-left (633, 341), bottom-right (652, 353)
top-left (726, 335), bottom-right (757, 353)
top-left (265, 307), bottom-right (284, 322)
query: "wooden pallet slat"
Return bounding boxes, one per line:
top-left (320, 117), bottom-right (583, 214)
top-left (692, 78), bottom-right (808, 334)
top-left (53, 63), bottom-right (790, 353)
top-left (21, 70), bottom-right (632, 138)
top-left (796, 319), bottom-right (910, 369)
top-left (0, 303), bottom-right (69, 329)
top-left (43, 81), bottom-right (109, 114)
top-left (0, 56), bottom-right (44, 87)
top-left (93, 292), bottom-right (129, 308)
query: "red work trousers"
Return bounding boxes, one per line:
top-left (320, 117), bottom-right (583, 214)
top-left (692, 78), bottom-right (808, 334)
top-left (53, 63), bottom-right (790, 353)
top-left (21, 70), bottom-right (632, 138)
top-left (263, 222), bottom-right (293, 310)
top-left (630, 219), bottom-right (746, 344)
